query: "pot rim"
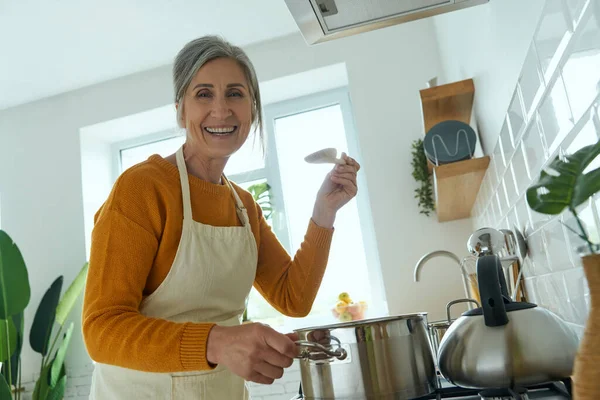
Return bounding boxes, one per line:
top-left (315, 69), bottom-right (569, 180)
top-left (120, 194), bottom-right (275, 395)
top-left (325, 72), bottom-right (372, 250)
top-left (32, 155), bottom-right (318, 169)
top-left (294, 312), bottom-right (428, 333)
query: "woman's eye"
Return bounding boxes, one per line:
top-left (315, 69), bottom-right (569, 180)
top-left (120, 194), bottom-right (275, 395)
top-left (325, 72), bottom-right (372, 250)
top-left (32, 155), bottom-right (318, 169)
top-left (196, 91), bottom-right (211, 98)
top-left (228, 91), bottom-right (243, 98)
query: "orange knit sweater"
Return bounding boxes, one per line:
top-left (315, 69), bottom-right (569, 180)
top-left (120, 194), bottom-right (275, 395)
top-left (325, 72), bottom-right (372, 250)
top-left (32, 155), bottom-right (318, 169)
top-left (82, 155), bottom-right (333, 373)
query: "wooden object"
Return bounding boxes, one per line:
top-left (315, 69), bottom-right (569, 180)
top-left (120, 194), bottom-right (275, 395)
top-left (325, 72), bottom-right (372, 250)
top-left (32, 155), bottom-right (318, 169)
top-left (573, 254), bottom-right (600, 399)
top-left (420, 78), bottom-right (475, 133)
top-left (433, 156), bottom-right (490, 222)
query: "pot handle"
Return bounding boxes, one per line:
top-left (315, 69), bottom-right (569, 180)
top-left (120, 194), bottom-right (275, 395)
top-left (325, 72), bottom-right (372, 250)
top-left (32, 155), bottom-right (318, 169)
top-left (446, 298), bottom-right (481, 323)
top-left (295, 336), bottom-right (348, 361)
top-left (477, 255), bottom-right (509, 327)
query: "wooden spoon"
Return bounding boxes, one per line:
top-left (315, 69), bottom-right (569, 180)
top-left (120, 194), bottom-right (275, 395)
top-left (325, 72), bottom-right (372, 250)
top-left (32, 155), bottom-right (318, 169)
top-left (304, 148), bottom-right (346, 165)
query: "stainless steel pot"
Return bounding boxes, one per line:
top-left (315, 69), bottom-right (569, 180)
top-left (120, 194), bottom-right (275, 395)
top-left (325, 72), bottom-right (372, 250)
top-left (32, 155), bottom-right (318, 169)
top-left (294, 314), bottom-right (436, 400)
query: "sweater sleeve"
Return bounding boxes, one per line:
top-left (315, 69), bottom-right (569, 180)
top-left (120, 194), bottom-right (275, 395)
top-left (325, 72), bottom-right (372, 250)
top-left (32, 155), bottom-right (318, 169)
top-left (82, 209), bottom-right (214, 373)
top-left (252, 207), bottom-right (334, 317)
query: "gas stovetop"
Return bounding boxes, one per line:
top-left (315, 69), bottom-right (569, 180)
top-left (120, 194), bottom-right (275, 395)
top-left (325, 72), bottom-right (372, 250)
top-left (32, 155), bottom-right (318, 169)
top-left (413, 378), bottom-right (571, 400)
top-left (292, 377), bottom-right (572, 399)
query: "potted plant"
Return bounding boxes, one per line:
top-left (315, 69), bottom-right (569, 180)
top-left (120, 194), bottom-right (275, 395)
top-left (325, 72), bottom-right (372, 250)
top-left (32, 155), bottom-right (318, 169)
top-left (0, 229), bottom-right (89, 400)
top-left (526, 139), bottom-right (600, 399)
top-left (411, 139), bottom-right (435, 216)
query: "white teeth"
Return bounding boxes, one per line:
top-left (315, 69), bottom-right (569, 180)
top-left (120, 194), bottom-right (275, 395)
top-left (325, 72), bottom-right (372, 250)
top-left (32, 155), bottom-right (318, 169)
top-left (205, 127), bottom-right (235, 134)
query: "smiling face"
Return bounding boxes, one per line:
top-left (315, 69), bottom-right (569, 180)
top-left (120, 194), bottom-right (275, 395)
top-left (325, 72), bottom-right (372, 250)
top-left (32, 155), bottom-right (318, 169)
top-left (178, 57), bottom-right (253, 160)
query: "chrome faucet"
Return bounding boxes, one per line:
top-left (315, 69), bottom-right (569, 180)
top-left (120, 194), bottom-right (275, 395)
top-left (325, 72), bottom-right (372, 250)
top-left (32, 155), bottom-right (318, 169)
top-left (413, 250), bottom-right (473, 307)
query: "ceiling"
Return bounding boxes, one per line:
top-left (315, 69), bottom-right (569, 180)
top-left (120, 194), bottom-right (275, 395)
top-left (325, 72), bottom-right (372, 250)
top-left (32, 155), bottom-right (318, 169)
top-left (0, 0), bottom-right (300, 111)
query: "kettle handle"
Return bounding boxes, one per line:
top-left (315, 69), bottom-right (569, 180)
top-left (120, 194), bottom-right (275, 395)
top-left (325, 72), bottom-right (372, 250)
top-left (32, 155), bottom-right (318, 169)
top-left (498, 265), bottom-right (510, 299)
top-left (477, 255), bottom-right (509, 327)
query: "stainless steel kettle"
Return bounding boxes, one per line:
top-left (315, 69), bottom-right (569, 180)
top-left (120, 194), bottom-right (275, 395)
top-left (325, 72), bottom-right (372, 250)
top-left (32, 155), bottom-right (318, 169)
top-left (437, 229), bottom-right (579, 389)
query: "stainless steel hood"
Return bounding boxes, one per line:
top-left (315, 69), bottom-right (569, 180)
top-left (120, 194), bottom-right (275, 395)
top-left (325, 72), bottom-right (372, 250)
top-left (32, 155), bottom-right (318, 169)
top-left (284, 0), bottom-right (489, 45)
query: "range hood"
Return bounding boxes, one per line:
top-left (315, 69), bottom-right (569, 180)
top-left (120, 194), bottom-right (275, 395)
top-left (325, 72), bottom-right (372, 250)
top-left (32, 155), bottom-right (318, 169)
top-left (284, 0), bottom-right (489, 45)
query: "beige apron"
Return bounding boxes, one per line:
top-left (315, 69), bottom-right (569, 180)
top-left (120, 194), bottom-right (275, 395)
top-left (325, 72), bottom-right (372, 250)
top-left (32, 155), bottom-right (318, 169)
top-left (89, 146), bottom-right (258, 399)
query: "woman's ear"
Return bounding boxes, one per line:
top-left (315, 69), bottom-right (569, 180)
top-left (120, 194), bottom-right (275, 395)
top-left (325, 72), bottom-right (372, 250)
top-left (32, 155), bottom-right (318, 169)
top-left (176, 101), bottom-right (186, 128)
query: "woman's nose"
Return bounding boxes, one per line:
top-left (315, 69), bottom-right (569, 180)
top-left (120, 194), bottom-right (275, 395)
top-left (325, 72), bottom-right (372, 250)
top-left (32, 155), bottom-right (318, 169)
top-left (210, 96), bottom-right (232, 119)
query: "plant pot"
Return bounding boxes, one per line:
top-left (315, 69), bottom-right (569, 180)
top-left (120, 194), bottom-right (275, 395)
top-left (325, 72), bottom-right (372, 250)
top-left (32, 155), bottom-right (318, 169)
top-left (573, 253), bottom-right (600, 399)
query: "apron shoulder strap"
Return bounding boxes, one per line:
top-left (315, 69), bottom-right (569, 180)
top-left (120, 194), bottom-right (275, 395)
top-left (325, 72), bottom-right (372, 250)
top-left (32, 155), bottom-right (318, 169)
top-left (175, 147), bottom-right (193, 221)
top-left (223, 175), bottom-right (249, 227)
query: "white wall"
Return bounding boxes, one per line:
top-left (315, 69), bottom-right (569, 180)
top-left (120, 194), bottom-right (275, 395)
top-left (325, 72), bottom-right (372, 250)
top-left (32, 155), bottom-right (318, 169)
top-left (433, 0), bottom-right (547, 153)
top-left (0, 16), bottom-right (474, 390)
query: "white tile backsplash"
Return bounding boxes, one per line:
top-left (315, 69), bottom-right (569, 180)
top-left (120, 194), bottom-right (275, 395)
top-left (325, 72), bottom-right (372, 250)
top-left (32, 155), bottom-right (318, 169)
top-left (522, 116), bottom-right (548, 176)
top-left (508, 207), bottom-right (520, 232)
top-left (528, 229), bottom-right (553, 276)
top-left (507, 93), bottom-right (525, 147)
top-left (544, 218), bottom-right (575, 272)
top-left (511, 144), bottom-right (531, 195)
top-left (535, 0), bottom-right (573, 78)
top-left (515, 196), bottom-right (532, 231)
top-left (567, 0), bottom-right (589, 28)
top-left (564, 199), bottom-right (600, 261)
top-left (503, 166), bottom-right (519, 206)
top-left (487, 157), bottom-right (499, 190)
top-left (565, 109), bottom-right (600, 158)
top-left (519, 44), bottom-right (546, 116)
top-left (474, 0), bottom-right (600, 333)
top-left (561, 2), bottom-right (600, 119)
top-left (496, 188), bottom-right (507, 219)
top-left (538, 73), bottom-right (574, 153)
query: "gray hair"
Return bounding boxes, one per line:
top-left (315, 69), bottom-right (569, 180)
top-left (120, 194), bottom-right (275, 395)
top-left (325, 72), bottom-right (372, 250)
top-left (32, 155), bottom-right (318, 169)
top-left (173, 36), bottom-right (263, 142)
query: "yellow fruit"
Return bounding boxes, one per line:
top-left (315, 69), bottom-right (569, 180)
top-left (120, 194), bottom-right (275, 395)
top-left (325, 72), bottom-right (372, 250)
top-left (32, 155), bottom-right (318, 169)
top-left (334, 300), bottom-right (348, 314)
top-left (339, 311), bottom-right (353, 322)
top-left (338, 292), bottom-right (352, 304)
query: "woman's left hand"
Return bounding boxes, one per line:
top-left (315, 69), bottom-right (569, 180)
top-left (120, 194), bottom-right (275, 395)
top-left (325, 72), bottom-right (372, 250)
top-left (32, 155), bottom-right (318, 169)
top-left (312, 153), bottom-right (361, 229)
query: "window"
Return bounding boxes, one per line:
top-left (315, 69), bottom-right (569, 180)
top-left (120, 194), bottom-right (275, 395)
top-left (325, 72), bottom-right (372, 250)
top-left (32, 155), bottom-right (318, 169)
top-left (117, 132), bottom-right (265, 177)
top-left (113, 88), bottom-right (385, 331)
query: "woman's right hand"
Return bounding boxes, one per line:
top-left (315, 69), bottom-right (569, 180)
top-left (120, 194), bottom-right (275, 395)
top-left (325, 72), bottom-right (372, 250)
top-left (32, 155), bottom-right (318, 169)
top-left (206, 323), bottom-right (298, 384)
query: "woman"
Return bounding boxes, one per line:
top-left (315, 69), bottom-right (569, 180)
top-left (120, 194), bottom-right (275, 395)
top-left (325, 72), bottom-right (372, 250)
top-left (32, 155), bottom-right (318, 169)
top-left (83, 35), bottom-right (360, 399)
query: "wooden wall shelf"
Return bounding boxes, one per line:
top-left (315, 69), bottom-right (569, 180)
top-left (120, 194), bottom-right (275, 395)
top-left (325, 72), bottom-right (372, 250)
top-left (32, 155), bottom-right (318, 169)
top-left (433, 156), bottom-right (490, 222)
top-left (420, 78), bottom-right (475, 133)
top-left (418, 78), bottom-right (488, 222)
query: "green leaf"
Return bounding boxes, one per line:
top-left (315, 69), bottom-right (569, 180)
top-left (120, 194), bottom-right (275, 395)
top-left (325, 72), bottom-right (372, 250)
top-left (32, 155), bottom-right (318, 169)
top-left (1, 312), bottom-right (24, 385)
top-left (50, 323), bottom-right (73, 387)
top-left (574, 167), bottom-right (600, 208)
top-left (0, 318), bottom-right (17, 362)
top-left (0, 230), bottom-right (31, 319)
top-left (0, 373), bottom-right (11, 400)
top-left (527, 140), bottom-right (600, 215)
top-left (55, 262), bottom-right (89, 326)
top-left (46, 374), bottom-right (66, 400)
top-left (30, 277), bottom-right (63, 356)
top-left (247, 182), bottom-right (274, 221)
top-left (33, 362), bottom-right (52, 400)
top-left (247, 182), bottom-right (271, 199)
